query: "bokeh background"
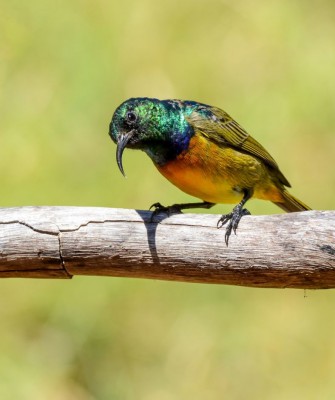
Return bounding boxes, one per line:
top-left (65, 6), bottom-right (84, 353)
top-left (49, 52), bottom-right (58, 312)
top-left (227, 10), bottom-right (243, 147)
top-left (1, 0), bottom-right (335, 398)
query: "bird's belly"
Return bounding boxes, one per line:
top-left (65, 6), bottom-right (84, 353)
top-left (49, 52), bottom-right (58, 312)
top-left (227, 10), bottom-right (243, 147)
top-left (157, 163), bottom-right (241, 203)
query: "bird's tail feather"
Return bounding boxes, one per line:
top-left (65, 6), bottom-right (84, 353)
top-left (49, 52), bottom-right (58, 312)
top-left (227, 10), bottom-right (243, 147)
top-left (274, 191), bottom-right (311, 213)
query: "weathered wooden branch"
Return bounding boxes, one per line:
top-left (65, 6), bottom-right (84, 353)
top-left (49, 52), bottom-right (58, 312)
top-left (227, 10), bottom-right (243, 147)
top-left (0, 207), bottom-right (334, 288)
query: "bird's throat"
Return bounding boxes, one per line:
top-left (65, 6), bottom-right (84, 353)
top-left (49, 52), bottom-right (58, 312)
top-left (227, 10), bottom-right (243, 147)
top-left (143, 127), bottom-right (194, 166)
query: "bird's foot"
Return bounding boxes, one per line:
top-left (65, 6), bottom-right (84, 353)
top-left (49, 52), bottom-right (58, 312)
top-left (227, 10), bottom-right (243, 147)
top-left (217, 206), bottom-right (250, 246)
top-left (149, 202), bottom-right (183, 222)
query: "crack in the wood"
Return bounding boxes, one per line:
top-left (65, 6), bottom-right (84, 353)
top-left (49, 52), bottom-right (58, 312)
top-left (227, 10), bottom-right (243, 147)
top-left (0, 220), bottom-right (72, 278)
top-left (0, 220), bottom-right (58, 236)
top-left (318, 245), bottom-right (335, 256)
top-left (57, 218), bottom-right (215, 233)
top-left (56, 228), bottom-right (72, 278)
top-left (58, 219), bottom-right (132, 232)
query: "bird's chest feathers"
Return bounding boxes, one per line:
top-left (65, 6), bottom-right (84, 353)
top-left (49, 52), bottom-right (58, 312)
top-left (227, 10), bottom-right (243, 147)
top-left (155, 134), bottom-right (244, 203)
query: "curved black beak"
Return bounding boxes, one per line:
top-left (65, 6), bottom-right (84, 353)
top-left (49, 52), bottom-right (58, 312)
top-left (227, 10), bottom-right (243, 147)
top-left (116, 130), bottom-right (134, 177)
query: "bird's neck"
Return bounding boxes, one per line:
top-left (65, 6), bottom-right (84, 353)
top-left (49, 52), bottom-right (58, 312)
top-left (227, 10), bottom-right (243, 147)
top-left (143, 123), bottom-right (194, 165)
top-left (143, 104), bottom-right (194, 165)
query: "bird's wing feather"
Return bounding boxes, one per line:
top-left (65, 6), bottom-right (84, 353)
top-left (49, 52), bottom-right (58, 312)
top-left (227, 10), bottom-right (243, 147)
top-left (185, 106), bottom-right (291, 187)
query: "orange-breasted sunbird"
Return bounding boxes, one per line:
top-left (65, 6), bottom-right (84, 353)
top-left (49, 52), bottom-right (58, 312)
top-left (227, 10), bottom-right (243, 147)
top-left (109, 98), bottom-right (310, 244)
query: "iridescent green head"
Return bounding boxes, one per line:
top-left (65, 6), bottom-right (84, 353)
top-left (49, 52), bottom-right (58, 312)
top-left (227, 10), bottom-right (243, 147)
top-left (109, 97), bottom-right (193, 176)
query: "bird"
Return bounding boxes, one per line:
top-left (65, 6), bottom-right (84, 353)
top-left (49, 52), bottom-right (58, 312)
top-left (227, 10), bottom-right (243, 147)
top-left (109, 97), bottom-right (311, 245)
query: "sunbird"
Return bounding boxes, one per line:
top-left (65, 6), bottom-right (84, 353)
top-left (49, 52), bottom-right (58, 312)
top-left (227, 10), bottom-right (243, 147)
top-left (109, 97), bottom-right (310, 244)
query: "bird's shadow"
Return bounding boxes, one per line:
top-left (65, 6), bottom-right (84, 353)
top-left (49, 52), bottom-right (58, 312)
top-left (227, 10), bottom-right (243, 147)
top-left (135, 209), bottom-right (172, 264)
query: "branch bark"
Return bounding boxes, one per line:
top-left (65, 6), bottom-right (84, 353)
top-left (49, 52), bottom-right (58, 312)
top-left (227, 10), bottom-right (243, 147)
top-left (0, 207), bottom-right (334, 288)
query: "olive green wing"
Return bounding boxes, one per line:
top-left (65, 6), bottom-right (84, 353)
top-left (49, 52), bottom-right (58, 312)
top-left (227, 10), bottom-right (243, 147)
top-left (185, 105), bottom-right (291, 187)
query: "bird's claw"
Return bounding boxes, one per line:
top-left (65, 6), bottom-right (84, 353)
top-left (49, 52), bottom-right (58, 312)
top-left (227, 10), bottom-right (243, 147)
top-left (217, 207), bottom-right (250, 246)
top-left (149, 202), bottom-right (183, 222)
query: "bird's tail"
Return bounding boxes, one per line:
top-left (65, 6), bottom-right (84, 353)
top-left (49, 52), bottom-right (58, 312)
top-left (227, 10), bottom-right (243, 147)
top-left (274, 190), bottom-right (311, 213)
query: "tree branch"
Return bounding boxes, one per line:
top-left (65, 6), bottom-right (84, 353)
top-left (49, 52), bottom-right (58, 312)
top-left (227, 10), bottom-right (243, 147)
top-left (0, 207), bottom-right (334, 288)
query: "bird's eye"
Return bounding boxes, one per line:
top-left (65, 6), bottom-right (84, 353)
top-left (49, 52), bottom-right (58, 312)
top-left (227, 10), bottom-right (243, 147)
top-left (126, 111), bottom-right (137, 124)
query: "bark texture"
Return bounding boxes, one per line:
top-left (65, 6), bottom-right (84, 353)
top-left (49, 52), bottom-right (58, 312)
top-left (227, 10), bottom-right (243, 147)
top-left (0, 207), bottom-right (334, 288)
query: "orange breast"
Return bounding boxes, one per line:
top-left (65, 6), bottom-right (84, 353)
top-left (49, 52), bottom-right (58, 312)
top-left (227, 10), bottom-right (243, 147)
top-left (155, 135), bottom-right (245, 203)
top-left (155, 134), bottom-right (284, 204)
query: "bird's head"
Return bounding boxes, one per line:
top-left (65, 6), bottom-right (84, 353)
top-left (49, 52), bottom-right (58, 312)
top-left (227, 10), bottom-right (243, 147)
top-left (109, 97), bottom-right (192, 176)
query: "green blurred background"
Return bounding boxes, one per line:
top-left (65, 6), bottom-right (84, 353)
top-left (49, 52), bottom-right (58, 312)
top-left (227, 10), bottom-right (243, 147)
top-left (1, 0), bottom-right (335, 398)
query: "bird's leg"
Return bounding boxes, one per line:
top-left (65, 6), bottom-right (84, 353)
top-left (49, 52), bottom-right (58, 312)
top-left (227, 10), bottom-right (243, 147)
top-left (150, 201), bottom-right (215, 222)
top-left (217, 189), bottom-right (253, 246)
